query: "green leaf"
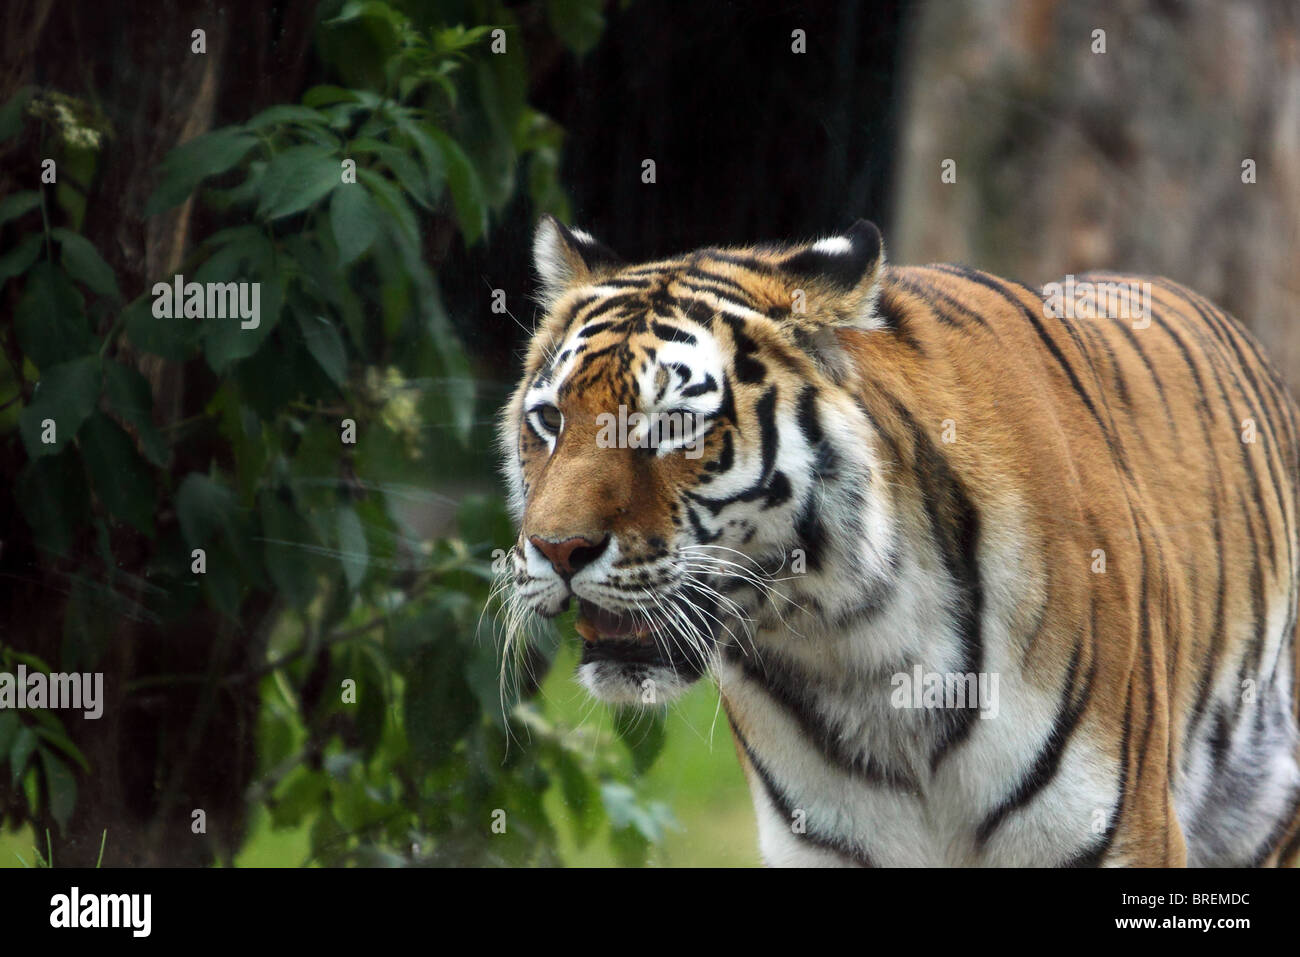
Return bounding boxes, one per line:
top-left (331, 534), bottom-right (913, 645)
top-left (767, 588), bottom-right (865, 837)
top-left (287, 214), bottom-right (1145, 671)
top-left (0, 191), bottom-right (40, 227)
top-left (201, 538), bottom-right (245, 619)
top-left (358, 139), bottom-right (434, 209)
top-left (258, 492), bottom-right (320, 609)
top-left (123, 293), bottom-right (195, 361)
top-left (175, 473), bottom-right (237, 547)
top-left (329, 185), bottom-right (380, 267)
top-left (336, 506), bottom-right (368, 591)
top-left (79, 412), bottom-right (155, 533)
top-left (145, 130), bottom-right (260, 215)
top-left (296, 311), bottom-right (348, 386)
top-left (202, 274), bottom-right (284, 373)
top-left (9, 727), bottom-right (37, 787)
top-left (553, 748), bottom-right (599, 848)
top-left (391, 118), bottom-right (448, 200)
top-left (308, 805), bottom-right (349, 866)
top-left (52, 228), bottom-right (120, 300)
top-left (547, 0), bottom-right (607, 55)
top-left (431, 25), bottom-right (495, 55)
top-left (612, 707), bottom-right (667, 775)
top-left (256, 144), bottom-right (342, 221)
top-left (0, 85), bottom-right (37, 143)
top-left (103, 361), bottom-right (168, 466)
top-left (351, 645), bottom-right (388, 757)
top-left (0, 233), bottom-right (42, 288)
top-left (302, 85), bottom-right (361, 108)
top-left (14, 450), bottom-right (91, 555)
top-left (270, 768), bottom-right (328, 829)
top-left (29, 710), bottom-right (90, 771)
top-left (600, 782), bottom-right (674, 851)
top-left (0, 712), bottom-right (19, 759)
top-left (39, 749), bottom-right (77, 835)
top-left (404, 641), bottom-right (477, 770)
top-left (428, 129), bottom-right (488, 244)
top-left (325, 0), bottom-right (401, 26)
top-left (356, 168), bottom-right (418, 244)
top-left (14, 263), bottom-right (94, 367)
top-left (19, 355), bottom-right (101, 458)
top-left (245, 104), bottom-right (330, 130)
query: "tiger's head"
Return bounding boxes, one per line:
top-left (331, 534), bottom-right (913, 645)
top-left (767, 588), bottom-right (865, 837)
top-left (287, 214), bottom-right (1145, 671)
top-left (498, 217), bottom-right (899, 705)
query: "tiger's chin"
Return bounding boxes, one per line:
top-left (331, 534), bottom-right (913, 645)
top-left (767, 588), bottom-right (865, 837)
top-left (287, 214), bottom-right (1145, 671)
top-left (577, 655), bottom-right (702, 705)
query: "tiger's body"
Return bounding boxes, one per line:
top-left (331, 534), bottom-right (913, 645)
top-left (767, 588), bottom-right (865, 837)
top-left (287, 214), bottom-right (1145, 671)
top-left (501, 217), bottom-right (1300, 867)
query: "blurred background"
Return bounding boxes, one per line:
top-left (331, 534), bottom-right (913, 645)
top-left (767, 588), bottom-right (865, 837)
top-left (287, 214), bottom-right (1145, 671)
top-left (0, 0), bottom-right (1297, 866)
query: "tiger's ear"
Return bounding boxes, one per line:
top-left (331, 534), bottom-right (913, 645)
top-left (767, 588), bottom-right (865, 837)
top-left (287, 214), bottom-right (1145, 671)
top-left (778, 219), bottom-right (886, 330)
top-left (533, 215), bottom-right (623, 309)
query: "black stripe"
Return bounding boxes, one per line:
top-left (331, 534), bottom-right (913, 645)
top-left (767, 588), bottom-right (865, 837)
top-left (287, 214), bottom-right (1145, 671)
top-left (650, 320), bottom-right (695, 344)
top-left (725, 710), bottom-right (877, 866)
top-left (976, 632), bottom-right (1093, 846)
top-left (724, 644), bottom-right (917, 790)
top-left (719, 314), bottom-right (766, 384)
top-left (874, 288), bottom-right (926, 351)
top-left (571, 293), bottom-right (639, 325)
top-left (680, 267), bottom-right (762, 301)
top-left (680, 374), bottom-right (717, 399)
top-left (704, 251), bottom-right (778, 275)
top-left (1148, 289), bottom-right (1278, 573)
top-left (884, 395), bottom-right (985, 769)
top-left (932, 264), bottom-right (1113, 444)
top-left (575, 320), bottom-right (613, 338)
top-left (1158, 279), bottom-right (1292, 582)
top-left (684, 387), bottom-right (787, 514)
top-left (893, 272), bottom-right (992, 329)
top-left (1063, 673), bottom-right (1134, 867)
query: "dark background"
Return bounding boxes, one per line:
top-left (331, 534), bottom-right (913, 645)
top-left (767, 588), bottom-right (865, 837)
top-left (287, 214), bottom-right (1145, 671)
top-left (444, 0), bottom-right (909, 378)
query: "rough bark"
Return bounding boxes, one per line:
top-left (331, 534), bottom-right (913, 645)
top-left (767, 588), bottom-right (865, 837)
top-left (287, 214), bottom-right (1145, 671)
top-left (891, 0), bottom-right (1300, 390)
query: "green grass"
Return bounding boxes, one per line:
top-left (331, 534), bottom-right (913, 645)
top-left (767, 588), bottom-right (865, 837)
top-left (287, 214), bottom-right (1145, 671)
top-left (0, 826), bottom-right (37, 868)
top-left (535, 642), bottom-right (760, 867)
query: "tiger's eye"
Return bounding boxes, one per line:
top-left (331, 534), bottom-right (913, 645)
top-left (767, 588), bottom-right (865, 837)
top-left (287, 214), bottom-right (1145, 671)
top-left (537, 404), bottom-right (563, 433)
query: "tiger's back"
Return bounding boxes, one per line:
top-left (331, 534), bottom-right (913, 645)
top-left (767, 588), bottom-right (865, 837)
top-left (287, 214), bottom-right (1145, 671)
top-left (799, 262), bottom-right (1300, 866)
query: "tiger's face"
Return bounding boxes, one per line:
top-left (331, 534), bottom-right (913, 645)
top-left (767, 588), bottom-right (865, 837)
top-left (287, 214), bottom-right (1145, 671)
top-left (499, 217), bottom-right (896, 705)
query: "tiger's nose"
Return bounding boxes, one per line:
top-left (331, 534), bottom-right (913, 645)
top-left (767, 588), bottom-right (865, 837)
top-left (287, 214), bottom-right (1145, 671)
top-left (528, 534), bottom-right (610, 578)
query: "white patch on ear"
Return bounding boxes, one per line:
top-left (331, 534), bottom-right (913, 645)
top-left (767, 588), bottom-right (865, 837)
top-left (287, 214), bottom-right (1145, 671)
top-left (811, 236), bottom-right (853, 255)
top-left (852, 247), bottom-right (888, 331)
top-left (533, 218), bottom-right (577, 307)
top-left (569, 227), bottom-right (597, 245)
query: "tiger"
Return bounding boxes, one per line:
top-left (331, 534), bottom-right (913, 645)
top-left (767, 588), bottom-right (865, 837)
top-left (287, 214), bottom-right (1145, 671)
top-left (497, 214), bottom-right (1300, 867)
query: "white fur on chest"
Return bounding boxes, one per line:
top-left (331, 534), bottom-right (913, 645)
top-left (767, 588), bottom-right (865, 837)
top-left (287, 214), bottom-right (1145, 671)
top-left (717, 538), bottom-right (1119, 867)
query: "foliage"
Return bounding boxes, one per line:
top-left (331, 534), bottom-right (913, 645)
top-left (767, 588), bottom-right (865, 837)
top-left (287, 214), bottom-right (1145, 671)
top-left (0, 0), bottom-right (670, 866)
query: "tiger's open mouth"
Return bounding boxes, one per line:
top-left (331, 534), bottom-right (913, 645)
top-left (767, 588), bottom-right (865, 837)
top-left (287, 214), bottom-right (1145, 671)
top-left (572, 595), bottom-right (716, 683)
top-left (575, 599), bottom-right (669, 668)
top-left (575, 600), bottom-right (655, 643)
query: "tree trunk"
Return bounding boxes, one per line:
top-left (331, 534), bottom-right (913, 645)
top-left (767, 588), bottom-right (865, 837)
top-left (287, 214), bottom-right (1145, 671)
top-left (891, 0), bottom-right (1300, 390)
top-left (0, 0), bottom-right (315, 866)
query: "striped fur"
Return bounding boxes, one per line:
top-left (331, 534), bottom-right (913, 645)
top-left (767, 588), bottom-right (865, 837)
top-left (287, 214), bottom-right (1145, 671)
top-left (499, 216), bottom-right (1300, 867)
